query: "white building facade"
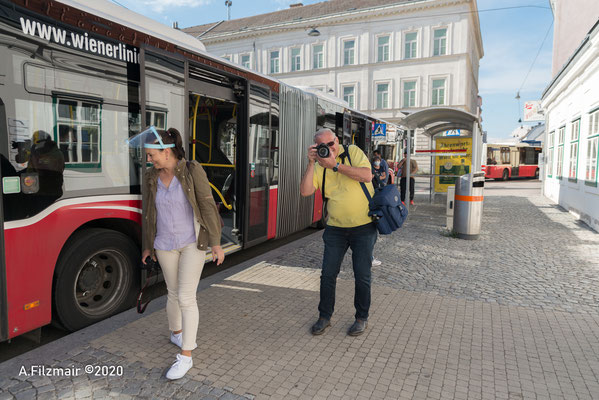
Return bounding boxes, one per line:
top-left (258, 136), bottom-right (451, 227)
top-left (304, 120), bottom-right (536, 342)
top-left (542, 18), bottom-right (599, 231)
top-left (184, 0), bottom-right (483, 172)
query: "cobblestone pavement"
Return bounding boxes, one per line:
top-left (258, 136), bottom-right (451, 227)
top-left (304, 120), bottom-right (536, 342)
top-left (1, 189), bottom-right (599, 399)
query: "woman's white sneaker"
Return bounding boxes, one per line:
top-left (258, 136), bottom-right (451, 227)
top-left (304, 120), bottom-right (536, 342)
top-left (165, 354), bottom-right (192, 380)
top-left (170, 332), bottom-right (183, 348)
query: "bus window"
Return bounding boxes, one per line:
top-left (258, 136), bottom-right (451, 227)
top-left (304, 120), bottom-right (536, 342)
top-left (500, 147), bottom-right (510, 164)
top-left (0, 30), bottom-right (138, 221)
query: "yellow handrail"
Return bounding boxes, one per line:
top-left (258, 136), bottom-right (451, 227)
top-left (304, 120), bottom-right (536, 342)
top-left (200, 163), bottom-right (236, 168)
top-left (192, 95), bottom-right (200, 159)
top-left (209, 182), bottom-right (232, 210)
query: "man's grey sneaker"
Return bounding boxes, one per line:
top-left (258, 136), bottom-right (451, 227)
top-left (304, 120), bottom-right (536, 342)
top-left (348, 319), bottom-right (367, 336)
top-left (372, 258), bottom-right (382, 267)
top-left (310, 318), bottom-right (331, 335)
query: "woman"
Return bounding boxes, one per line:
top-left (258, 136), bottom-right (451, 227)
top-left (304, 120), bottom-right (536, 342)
top-left (141, 127), bottom-right (224, 380)
top-left (372, 155), bottom-right (387, 189)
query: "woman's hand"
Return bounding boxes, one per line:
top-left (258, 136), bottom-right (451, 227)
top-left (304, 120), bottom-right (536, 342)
top-left (141, 249), bottom-right (156, 264)
top-left (211, 245), bottom-right (225, 266)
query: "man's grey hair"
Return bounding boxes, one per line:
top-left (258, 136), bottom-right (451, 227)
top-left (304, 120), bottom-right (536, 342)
top-left (314, 128), bottom-right (335, 142)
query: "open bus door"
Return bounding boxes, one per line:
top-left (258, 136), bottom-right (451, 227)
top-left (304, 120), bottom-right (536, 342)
top-left (186, 63), bottom-right (243, 254)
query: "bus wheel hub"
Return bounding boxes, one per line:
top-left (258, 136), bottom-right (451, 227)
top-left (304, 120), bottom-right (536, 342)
top-left (78, 261), bottom-right (103, 292)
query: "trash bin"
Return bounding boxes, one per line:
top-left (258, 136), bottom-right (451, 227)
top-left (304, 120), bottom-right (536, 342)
top-left (453, 172), bottom-right (485, 239)
top-left (446, 186), bottom-right (455, 231)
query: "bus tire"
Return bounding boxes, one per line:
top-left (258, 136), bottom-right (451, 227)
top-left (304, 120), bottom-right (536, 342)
top-left (502, 169), bottom-right (509, 181)
top-left (53, 228), bottom-right (139, 332)
top-left (534, 168), bottom-right (539, 178)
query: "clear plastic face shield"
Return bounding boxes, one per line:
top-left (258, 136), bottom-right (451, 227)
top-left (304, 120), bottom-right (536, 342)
top-left (126, 126), bottom-right (175, 150)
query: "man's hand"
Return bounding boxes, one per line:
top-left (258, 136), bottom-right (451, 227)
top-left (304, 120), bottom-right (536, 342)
top-left (307, 145), bottom-right (318, 163)
top-left (317, 153), bottom-right (337, 169)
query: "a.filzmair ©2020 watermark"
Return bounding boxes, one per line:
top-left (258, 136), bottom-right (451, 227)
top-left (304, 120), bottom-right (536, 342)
top-left (19, 364), bottom-right (124, 377)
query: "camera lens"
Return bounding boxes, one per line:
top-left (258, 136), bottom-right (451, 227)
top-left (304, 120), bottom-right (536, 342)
top-left (316, 143), bottom-right (330, 158)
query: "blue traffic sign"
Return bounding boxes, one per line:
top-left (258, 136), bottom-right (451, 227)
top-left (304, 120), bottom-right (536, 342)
top-left (373, 123), bottom-right (386, 137)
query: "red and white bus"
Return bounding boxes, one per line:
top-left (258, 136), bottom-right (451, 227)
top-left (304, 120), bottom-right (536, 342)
top-left (0, 0), bottom-right (392, 341)
top-left (482, 143), bottom-right (542, 180)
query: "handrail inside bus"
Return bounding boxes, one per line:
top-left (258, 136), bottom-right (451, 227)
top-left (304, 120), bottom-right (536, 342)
top-left (209, 183), bottom-right (232, 210)
top-left (200, 163), bottom-right (235, 168)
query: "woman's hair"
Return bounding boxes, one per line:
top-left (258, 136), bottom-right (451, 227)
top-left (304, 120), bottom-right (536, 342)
top-left (373, 156), bottom-right (381, 162)
top-left (156, 128), bottom-right (185, 160)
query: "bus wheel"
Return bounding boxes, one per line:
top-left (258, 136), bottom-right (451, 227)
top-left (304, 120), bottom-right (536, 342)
top-left (535, 168), bottom-right (539, 178)
top-left (53, 229), bottom-right (139, 332)
top-left (502, 169), bottom-right (509, 181)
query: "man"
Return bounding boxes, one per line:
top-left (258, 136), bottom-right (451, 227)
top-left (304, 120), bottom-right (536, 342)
top-left (372, 149), bottom-right (390, 184)
top-left (300, 128), bottom-right (377, 336)
top-left (397, 150), bottom-right (417, 205)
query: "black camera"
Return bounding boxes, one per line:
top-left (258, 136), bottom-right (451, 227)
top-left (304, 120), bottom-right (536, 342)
top-left (141, 256), bottom-right (161, 272)
top-left (316, 143), bottom-right (330, 158)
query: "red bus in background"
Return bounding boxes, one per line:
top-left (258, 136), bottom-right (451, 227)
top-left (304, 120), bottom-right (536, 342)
top-left (483, 143), bottom-right (542, 180)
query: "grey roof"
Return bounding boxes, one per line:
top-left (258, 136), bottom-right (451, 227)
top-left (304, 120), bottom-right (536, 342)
top-left (183, 0), bottom-right (417, 38)
top-left (522, 123), bottom-right (545, 141)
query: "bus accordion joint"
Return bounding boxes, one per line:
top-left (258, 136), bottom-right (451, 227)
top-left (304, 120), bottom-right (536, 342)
top-left (455, 195), bottom-right (483, 202)
top-left (209, 182), bottom-right (233, 210)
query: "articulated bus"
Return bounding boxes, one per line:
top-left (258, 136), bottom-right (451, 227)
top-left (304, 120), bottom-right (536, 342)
top-left (483, 143), bottom-right (542, 180)
top-left (0, 0), bottom-right (393, 341)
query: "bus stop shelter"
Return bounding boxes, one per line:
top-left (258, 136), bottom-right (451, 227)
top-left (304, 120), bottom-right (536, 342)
top-left (399, 107), bottom-right (482, 203)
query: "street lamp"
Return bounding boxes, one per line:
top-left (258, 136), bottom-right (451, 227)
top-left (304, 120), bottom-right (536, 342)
top-left (308, 27), bottom-right (320, 37)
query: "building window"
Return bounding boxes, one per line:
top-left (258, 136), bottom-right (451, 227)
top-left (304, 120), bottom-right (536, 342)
top-left (433, 28), bottom-right (447, 56)
top-left (291, 48), bottom-right (301, 72)
top-left (376, 83), bottom-right (389, 109)
top-left (556, 126), bottom-right (565, 178)
top-left (404, 32), bottom-right (417, 59)
top-left (312, 44), bottom-right (324, 69)
top-left (343, 85), bottom-right (355, 108)
top-left (547, 131), bottom-right (554, 177)
top-left (431, 78), bottom-right (446, 106)
top-left (586, 109), bottom-right (599, 185)
top-left (377, 35), bottom-right (390, 62)
top-left (403, 81), bottom-right (417, 108)
top-left (56, 98), bottom-right (101, 167)
top-left (343, 39), bottom-right (355, 65)
top-left (269, 50), bottom-right (280, 74)
top-left (222, 55), bottom-right (230, 61)
top-left (569, 119), bottom-right (580, 180)
top-left (241, 54), bottom-right (251, 69)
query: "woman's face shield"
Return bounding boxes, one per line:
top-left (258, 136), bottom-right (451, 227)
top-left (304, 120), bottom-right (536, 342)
top-left (126, 126), bottom-right (175, 149)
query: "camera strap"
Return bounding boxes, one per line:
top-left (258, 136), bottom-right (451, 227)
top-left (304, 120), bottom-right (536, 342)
top-left (320, 145), bottom-right (351, 219)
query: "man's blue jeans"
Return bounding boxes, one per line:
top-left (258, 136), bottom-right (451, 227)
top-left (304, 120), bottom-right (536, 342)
top-left (318, 222), bottom-right (377, 321)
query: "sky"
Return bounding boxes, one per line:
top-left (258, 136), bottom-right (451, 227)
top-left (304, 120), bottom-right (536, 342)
top-left (114, 0), bottom-right (555, 140)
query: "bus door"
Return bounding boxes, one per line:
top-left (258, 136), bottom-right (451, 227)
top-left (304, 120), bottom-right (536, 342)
top-left (244, 84), bottom-right (272, 247)
top-left (187, 69), bottom-right (242, 251)
top-left (0, 98), bottom-right (8, 342)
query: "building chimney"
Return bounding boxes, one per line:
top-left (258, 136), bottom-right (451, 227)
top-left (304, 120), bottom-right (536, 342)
top-left (290, 3), bottom-right (303, 8)
top-left (172, 21), bottom-right (179, 29)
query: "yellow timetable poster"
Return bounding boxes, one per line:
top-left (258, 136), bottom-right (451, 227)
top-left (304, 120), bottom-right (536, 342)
top-left (434, 137), bottom-right (472, 193)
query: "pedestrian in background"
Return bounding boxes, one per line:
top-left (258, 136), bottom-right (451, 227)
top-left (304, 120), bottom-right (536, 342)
top-left (372, 155), bottom-right (387, 189)
top-left (141, 127), bottom-right (224, 380)
top-left (300, 128), bottom-right (378, 337)
top-left (372, 149), bottom-right (390, 184)
top-left (398, 150), bottom-right (418, 205)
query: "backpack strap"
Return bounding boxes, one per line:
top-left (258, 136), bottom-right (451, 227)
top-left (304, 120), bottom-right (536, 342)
top-left (342, 145), bottom-right (373, 204)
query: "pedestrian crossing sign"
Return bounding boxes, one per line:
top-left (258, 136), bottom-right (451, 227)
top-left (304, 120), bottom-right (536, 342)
top-left (372, 123), bottom-right (386, 138)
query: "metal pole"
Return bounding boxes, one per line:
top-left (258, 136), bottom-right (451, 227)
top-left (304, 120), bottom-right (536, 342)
top-left (406, 130), bottom-right (411, 208)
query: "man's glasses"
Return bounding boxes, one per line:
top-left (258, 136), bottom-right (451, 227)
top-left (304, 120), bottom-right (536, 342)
top-left (319, 140), bottom-right (335, 147)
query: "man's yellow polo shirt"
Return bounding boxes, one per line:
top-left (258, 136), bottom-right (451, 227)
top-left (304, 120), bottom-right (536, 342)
top-left (313, 145), bottom-right (375, 228)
